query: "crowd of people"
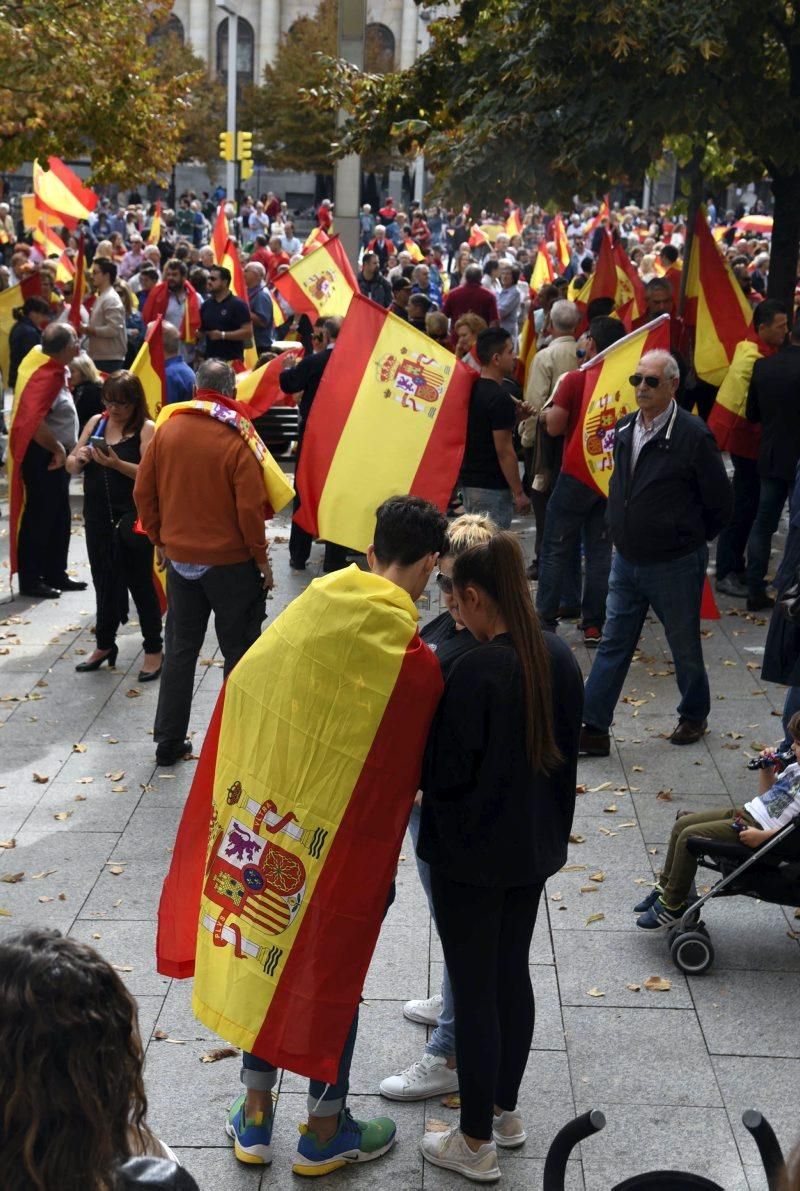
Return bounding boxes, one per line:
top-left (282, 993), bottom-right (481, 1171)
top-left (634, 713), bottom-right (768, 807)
top-left (3, 184), bottom-right (800, 1188)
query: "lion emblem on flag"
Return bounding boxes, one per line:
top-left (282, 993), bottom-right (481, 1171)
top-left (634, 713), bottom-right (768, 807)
top-left (376, 351), bottom-right (449, 415)
top-left (305, 268), bottom-right (337, 307)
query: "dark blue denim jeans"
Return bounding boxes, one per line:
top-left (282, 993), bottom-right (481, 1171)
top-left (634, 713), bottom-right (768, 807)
top-left (535, 474), bottom-right (611, 630)
top-left (583, 546), bottom-right (710, 731)
top-left (746, 475), bottom-right (794, 594)
top-left (241, 1010), bottom-right (359, 1118)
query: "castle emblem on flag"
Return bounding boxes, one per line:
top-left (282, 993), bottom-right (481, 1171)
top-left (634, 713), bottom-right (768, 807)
top-left (305, 267), bottom-right (337, 307)
top-left (582, 387), bottom-right (631, 478)
top-left (376, 350), bottom-right (450, 415)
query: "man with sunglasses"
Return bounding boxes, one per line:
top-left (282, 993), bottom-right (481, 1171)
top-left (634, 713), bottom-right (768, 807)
top-left (580, 349), bottom-right (731, 756)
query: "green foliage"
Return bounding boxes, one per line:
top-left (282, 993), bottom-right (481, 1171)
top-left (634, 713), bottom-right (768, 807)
top-left (0, 0), bottom-right (202, 183)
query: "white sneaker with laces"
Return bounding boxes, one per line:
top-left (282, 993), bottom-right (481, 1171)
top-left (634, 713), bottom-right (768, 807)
top-left (380, 1052), bottom-right (459, 1101)
top-left (403, 992), bottom-right (443, 1026)
top-left (420, 1126), bottom-right (500, 1183)
top-left (493, 1108), bottom-right (527, 1148)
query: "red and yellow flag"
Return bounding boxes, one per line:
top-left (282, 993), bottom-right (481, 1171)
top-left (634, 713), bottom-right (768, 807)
top-left (219, 238), bottom-right (258, 370)
top-left (505, 207), bottom-right (523, 237)
top-left (212, 203), bottom-right (230, 266)
top-left (404, 236), bottom-right (424, 262)
top-left (584, 194), bottom-right (610, 236)
top-left (68, 234), bottom-right (87, 333)
top-left (530, 239), bottom-right (555, 293)
top-left (295, 294), bottom-right (475, 552)
top-left (33, 157), bottom-right (97, 230)
top-left (156, 565), bottom-right (443, 1081)
top-left (468, 223), bottom-right (489, 249)
top-left (131, 315), bottom-right (167, 420)
top-left (0, 275), bottom-right (42, 385)
top-left (514, 303), bottom-right (538, 390)
top-left (552, 214), bottom-right (571, 274)
top-left (612, 241), bottom-right (647, 331)
top-left (236, 349), bottom-right (304, 416)
top-left (273, 236), bottom-right (358, 322)
top-left (8, 347), bottom-right (67, 581)
top-left (684, 206), bottom-right (754, 388)
top-left (148, 201), bottom-right (162, 245)
top-left (33, 217), bottom-right (67, 259)
top-left (562, 315), bottom-right (671, 497)
top-left (707, 339), bottom-right (769, 460)
top-left (301, 226), bottom-right (330, 256)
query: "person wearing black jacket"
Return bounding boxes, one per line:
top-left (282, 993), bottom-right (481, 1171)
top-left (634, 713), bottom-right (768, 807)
top-left (358, 251), bottom-right (392, 307)
top-left (744, 317), bottom-right (800, 607)
top-left (8, 296), bottom-right (51, 389)
top-left (278, 316), bottom-right (348, 572)
top-left (418, 533), bottom-right (583, 1182)
top-left (581, 349), bottom-right (731, 755)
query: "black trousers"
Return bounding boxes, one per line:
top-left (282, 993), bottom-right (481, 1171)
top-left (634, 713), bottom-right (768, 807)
top-left (84, 518), bottom-right (163, 653)
top-left (18, 444), bottom-right (71, 588)
top-left (715, 454), bottom-right (760, 581)
top-left (153, 560), bottom-right (266, 747)
top-left (430, 869), bottom-right (545, 1141)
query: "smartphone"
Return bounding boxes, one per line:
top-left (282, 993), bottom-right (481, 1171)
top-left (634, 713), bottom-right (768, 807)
top-left (89, 436), bottom-right (110, 456)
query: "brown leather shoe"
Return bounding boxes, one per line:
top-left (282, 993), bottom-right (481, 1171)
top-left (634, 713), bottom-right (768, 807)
top-left (669, 719), bottom-right (708, 746)
top-left (579, 726), bottom-right (611, 757)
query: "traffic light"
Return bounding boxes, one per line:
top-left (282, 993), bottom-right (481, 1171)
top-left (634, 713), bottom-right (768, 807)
top-left (236, 131), bottom-right (253, 161)
top-left (240, 160), bottom-right (254, 182)
top-left (219, 131), bottom-right (234, 161)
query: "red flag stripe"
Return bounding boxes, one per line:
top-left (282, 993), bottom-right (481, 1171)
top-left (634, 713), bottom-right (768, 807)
top-left (409, 359), bottom-right (474, 511)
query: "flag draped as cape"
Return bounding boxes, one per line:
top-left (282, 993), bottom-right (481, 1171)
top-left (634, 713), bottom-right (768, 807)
top-left (156, 566), bottom-right (443, 1082)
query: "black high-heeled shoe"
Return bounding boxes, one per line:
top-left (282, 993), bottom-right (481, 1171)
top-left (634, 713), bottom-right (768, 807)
top-left (137, 664), bottom-right (162, 683)
top-left (75, 644), bottom-right (118, 672)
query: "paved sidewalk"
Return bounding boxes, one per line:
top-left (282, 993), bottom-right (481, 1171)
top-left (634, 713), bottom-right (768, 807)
top-left (1, 480), bottom-right (799, 1190)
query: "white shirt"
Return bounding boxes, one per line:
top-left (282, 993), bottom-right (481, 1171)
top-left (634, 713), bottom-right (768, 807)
top-left (630, 400), bottom-right (675, 470)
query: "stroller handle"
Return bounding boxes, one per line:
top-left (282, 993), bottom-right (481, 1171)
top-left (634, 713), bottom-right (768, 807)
top-left (742, 1110), bottom-right (785, 1191)
top-left (543, 1109), bottom-right (606, 1190)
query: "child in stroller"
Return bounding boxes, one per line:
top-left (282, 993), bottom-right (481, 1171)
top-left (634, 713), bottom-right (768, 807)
top-left (635, 711), bottom-right (800, 931)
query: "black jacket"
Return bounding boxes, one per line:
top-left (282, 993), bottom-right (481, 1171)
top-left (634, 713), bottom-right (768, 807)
top-left (746, 344), bottom-right (800, 482)
top-left (278, 344), bottom-right (333, 426)
top-left (8, 317), bottom-right (42, 390)
top-left (118, 1157), bottom-right (198, 1189)
top-left (418, 632), bottom-right (583, 887)
top-left (606, 402), bottom-right (732, 565)
top-left (358, 272), bottom-right (392, 308)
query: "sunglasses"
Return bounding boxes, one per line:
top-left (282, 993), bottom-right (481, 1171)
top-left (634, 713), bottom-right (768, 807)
top-left (311, 332), bottom-right (324, 342)
top-left (435, 571), bottom-right (454, 594)
top-left (629, 374), bottom-right (662, 389)
top-left (103, 397), bottom-right (131, 406)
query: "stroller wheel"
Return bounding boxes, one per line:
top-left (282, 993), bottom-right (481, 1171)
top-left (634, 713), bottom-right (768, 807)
top-left (670, 930), bottom-right (715, 975)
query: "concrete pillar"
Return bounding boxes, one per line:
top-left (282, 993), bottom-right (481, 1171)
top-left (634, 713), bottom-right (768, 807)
top-left (187, 0), bottom-right (210, 67)
top-left (399, 0), bottom-right (418, 69)
top-left (259, 0), bottom-right (281, 71)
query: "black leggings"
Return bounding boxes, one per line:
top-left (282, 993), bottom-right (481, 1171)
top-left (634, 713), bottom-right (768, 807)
top-left (429, 869), bottom-right (544, 1140)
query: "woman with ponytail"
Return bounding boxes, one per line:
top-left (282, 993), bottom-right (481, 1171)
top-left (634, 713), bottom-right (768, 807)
top-left (417, 531), bottom-right (583, 1183)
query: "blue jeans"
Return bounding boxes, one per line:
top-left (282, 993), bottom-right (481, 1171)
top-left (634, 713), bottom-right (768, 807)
top-left (746, 476), bottom-right (794, 594)
top-left (583, 546), bottom-right (710, 731)
top-left (241, 1011), bottom-right (359, 1118)
top-left (408, 803), bottom-right (456, 1059)
top-left (462, 486), bottom-right (513, 530)
top-left (536, 474), bottom-right (611, 630)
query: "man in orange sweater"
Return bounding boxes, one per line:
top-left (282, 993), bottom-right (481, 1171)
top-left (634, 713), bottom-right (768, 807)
top-left (134, 359), bottom-right (274, 765)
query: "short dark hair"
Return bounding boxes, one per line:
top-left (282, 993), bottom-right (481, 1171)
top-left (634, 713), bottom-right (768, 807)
top-left (93, 258), bottom-right (117, 283)
top-left (660, 244), bottom-right (679, 264)
top-left (139, 265), bottom-right (159, 283)
top-left (165, 259), bottom-right (188, 279)
top-left (391, 276), bottom-right (411, 294)
top-left (586, 296), bottom-right (615, 320)
top-left (408, 293), bottom-right (431, 313)
top-left (645, 276), bottom-right (672, 295)
top-left (754, 299), bottom-right (787, 331)
top-left (475, 326), bottom-right (512, 365)
top-left (102, 371), bottom-right (148, 436)
top-left (588, 316), bottom-right (627, 353)
top-left (373, 496), bottom-right (448, 567)
top-left (209, 265), bottom-right (231, 286)
top-left (361, 252), bottom-right (378, 268)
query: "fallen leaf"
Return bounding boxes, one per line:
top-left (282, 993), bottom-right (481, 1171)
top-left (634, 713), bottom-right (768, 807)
top-left (550, 892), bottom-right (563, 902)
top-left (560, 864), bottom-right (587, 873)
top-left (648, 847), bottom-right (659, 855)
top-left (569, 833), bottom-right (585, 844)
top-left (125, 688), bottom-right (142, 698)
top-left (108, 865), bottom-right (125, 876)
top-left (53, 812), bottom-right (72, 821)
top-left (73, 794), bottom-right (87, 802)
top-left (140, 783), bottom-right (155, 792)
top-left (644, 975), bottom-right (672, 992)
top-left (72, 743), bottom-right (87, 753)
top-left (0, 908), bottom-right (12, 916)
top-left (787, 931), bottom-right (800, 940)
top-left (30, 869), bottom-right (56, 879)
top-left (200, 1047), bottom-right (238, 1064)
top-left (626, 983), bottom-right (642, 992)
top-left (58, 893), bottom-right (66, 901)
top-left (1, 872), bottom-right (24, 883)
top-left (794, 909), bottom-right (800, 920)
top-left (112, 965), bottom-right (133, 973)
top-left (618, 821), bottom-right (637, 828)
top-left (580, 886), bottom-right (599, 894)
top-left (440, 1093), bottom-right (461, 1108)
top-left (587, 987), bottom-right (605, 997)
top-left (723, 660), bottom-right (737, 667)
top-left (92, 932), bottom-right (101, 939)
top-left (113, 898), bottom-right (123, 907)
top-left (603, 804), bottom-right (618, 814)
top-left (111, 785), bottom-right (127, 794)
top-left (38, 895), bottom-right (54, 903)
top-left (76, 777), bottom-right (93, 785)
top-left (598, 826), bottom-right (617, 837)
top-left (106, 771), bottom-right (125, 781)
top-left (0, 839), bottom-right (16, 849)
top-left (632, 765), bottom-right (644, 772)
top-left (586, 913), bottom-right (605, 925)
top-left (36, 679), bottom-right (48, 688)
top-left (575, 783), bottom-right (587, 794)
top-left (589, 872), bottom-right (605, 883)
top-left (425, 1119), bottom-right (449, 1133)
top-left (153, 1029), bottom-right (187, 1045)
top-left (32, 773), bottom-right (49, 784)
top-left (589, 781), bottom-right (613, 792)
top-left (107, 738), bottom-right (119, 744)
top-left (656, 790), bottom-right (673, 801)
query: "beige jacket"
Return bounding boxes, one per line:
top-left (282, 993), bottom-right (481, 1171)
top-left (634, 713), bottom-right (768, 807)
top-left (86, 287), bottom-right (127, 363)
top-left (520, 335), bottom-right (578, 447)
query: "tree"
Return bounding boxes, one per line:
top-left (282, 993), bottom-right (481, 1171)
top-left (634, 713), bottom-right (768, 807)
top-left (150, 29), bottom-right (226, 180)
top-left (0, 0), bottom-right (202, 183)
top-left (317, 0), bottom-right (800, 310)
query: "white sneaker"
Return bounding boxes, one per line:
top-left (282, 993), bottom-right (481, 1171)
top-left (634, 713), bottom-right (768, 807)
top-left (380, 1052), bottom-right (459, 1101)
top-left (420, 1126), bottom-right (500, 1183)
top-left (403, 992), bottom-right (443, 1026)
top-left (493, 1108), bottom-right (527, 1148)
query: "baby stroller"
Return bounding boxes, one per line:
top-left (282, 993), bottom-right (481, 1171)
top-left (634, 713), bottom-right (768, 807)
top-left (665, 814), bottom-right (800, 974)
top-left (543, 1107), bottom-right (786, 1190)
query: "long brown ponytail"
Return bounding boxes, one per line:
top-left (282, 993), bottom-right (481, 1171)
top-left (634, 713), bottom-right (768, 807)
top-left (452, 532), bottom-right (561, 773)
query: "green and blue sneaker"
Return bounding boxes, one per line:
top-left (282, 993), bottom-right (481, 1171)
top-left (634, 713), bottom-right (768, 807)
top-left (292, 1108), bottom-right (396, 1177)
top-left (225, 1092), bottom-right (273, 1165)
top-left (636, 896), bottom-right (688, 932)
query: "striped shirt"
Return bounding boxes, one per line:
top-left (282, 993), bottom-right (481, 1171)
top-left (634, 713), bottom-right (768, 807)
top-left (630, 400), bottom-right (675, 470)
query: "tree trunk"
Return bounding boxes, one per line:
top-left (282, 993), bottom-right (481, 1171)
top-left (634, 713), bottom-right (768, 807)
top-left (678, 149), bottom-right (705, 318)
top-left (767, 171), bottom-right (800, 313)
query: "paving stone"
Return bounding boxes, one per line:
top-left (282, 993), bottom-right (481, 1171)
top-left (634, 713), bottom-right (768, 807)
top-left (79, 807), bottom-right (181, 920)
top-left (546, 865), bottom-right (656, 932)
top-left (422, 1156), bottom-right (585, 1190)
top-left (171, 1148), bottom-right (263, 1190)
top-left (712, 1056), bottom-right (800, 1173)
top-left (690, 970), bottom-right (800, 1058)
top-left (26, 778), bottom-right (140, 834)
top-left (563, 1006), bottom-right (721, 1107)
top-left (152, 978), bottom-right (223, 1046)
top-left (553, 929), bottom-right (693, 1008)
top-left (363, 908), bottom-right (430, 1001)
top-left (68, 918), bottom-right (169, 997)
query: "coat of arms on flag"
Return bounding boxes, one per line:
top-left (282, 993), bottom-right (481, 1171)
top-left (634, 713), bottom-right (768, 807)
top-left (377, 350), bottom-right (450, 415)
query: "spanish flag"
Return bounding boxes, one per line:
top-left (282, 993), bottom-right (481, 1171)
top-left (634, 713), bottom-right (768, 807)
top-left (302, 226), bottom-right (330, 256)
top-left (7, 348), bottom-right (67, 581)
top-left (404, 236), bottom-right (424, 262)
top-left (148, 201), bottom-right (162, 245)
top-left (68, 234), bottom-right (87, 334)
top-left (562, 315), bottom-right (671, 498)
top-left (612, 241), bottom-right (647, 331)
top-left (33, 217), bottom-right (67, 261)
top-left (574, 230), bottom-right (618, 311)
top-left (468, 224), bottom-right (489, 249)
top-left (0, 275), bottom-right (42, 385)
top-left (130, 317), bottom-right (169, 610)
top-left (514, 304), bottom-right (538, 390)
top-left (273, 236), bottom-right (357, 322)
top-left (236, 349), bottom-right (304, 416)
top-left (33, 157), bottom-right (97, 230)
top-left (505, 207), bottom-right (523, 237)
top-left (156, 565), bottom-right (443, 1081)
top-left (552, 214), bottom-right (571, 274)
top-left (707, 339), bottom-right (770, 460)
top-left (212, 203), bottom-right (230, 266)
top-left (684, 206), bottom-right (753, 387)
top-left (294, 294), bottom-right (474, 552)
top-left (219, 238), bottom-right (258, 370)
top-left (583, 194), bottom-right (610, 237)
top-left (530, 239), bottom-right (555, 293)
top-left (142, 280), bottom-right (202, 345)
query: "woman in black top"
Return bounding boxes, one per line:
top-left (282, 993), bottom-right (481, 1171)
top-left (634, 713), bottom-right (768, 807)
top-left (66, 372), bottom-right (163, 681)
top-left (418, 532), bottom-right (583, 1181)
top-left (8, 296), bottom-right (51, 389)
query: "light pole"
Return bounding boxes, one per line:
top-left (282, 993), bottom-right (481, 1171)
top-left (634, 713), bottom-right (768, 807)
top-left (334, 0), bottom-right (366, 263)
top-left (215, 0), bottom-right (239, 202)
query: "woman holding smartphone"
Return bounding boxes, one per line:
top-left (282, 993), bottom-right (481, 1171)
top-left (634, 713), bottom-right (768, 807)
top-left (66, 372), bottom-right (163, 681)
top-left (417, 532), bottom-right (583, 1183)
